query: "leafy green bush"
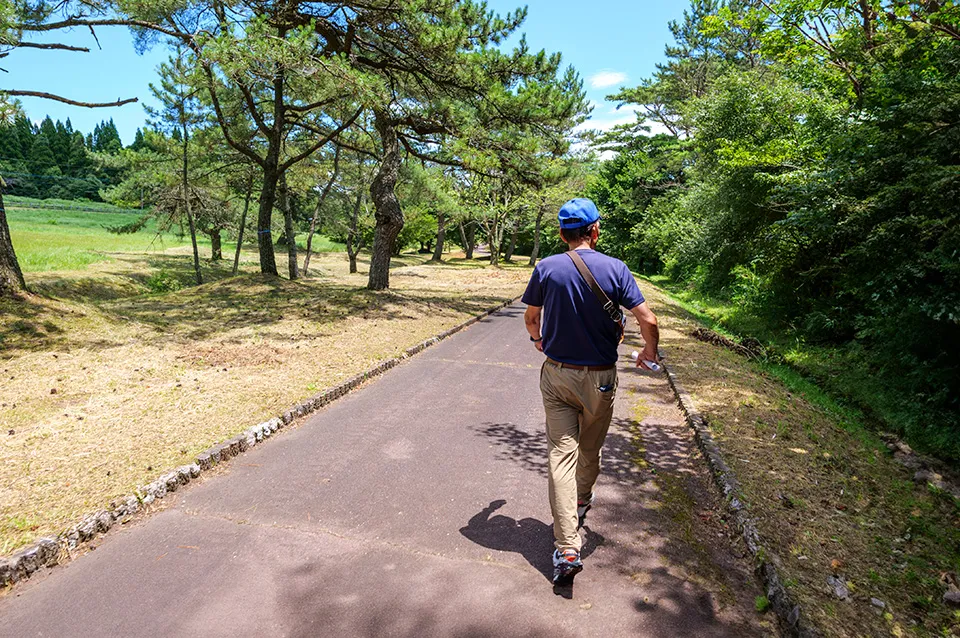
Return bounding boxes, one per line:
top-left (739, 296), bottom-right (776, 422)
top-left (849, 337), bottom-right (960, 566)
top-left (145, 270), bottom-right (183, 294)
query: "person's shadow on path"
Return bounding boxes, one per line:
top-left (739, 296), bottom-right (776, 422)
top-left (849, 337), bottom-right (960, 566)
top-left (459, 499), bottom-right (604, 598)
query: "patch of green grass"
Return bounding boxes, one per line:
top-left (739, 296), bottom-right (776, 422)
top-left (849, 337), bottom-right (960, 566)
top-left (0, 515), bottom-right (40, 556)
top-left (6, 195), bottom-right (130, 214)
top-left (8, 206), bottom-right (201, 272)
top-left (8, 204), bottom-right (346, 275)
top-left (755, 595), bottom-right (771, 613)
top-left (294, 235), bottom-right (344, 253)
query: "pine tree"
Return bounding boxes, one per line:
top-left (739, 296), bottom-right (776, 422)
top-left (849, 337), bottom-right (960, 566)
top-left (51, 119), bottom-right (70, 168)
top-left (0, 124), bottom-right (24, 162)
top-left (66, 131), bottom-right (91, 177)
top-left (146, 51), bottom-right (207, 285)
top-left (130, 129), bottom-right (147, 151)
top-left (92, 119), bottom-right (122, 153)
top-left (28, 136), bottom-right (59, 176)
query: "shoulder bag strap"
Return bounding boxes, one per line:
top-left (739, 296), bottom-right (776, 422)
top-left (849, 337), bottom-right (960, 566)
top-left (566, 250), bottom-right (624, 325)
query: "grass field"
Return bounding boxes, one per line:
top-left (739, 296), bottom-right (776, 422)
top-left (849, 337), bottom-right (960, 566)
top-left (1, 199), bottom-right (532, 557)
top-left (6, 196), bottom-right (132, 213)
top-left (8, 206), bottom-right (196, 272)
top-left (6, 196), bottom-right (344, 275)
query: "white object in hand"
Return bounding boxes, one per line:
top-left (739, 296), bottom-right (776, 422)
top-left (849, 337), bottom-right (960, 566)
top-left (630, 350), bottom-right (661, 372)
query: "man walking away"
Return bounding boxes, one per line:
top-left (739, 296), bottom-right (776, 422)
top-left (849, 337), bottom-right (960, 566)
top-left (521, 198), bottom-right (660, 587)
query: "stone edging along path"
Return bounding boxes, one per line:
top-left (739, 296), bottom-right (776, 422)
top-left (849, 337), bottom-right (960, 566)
top-left (0, 297), bottom-right (520, 588)
top-left (662, 360), bottom-right (821, 638)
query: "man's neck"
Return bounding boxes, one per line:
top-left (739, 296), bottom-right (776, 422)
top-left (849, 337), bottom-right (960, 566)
top-left (567, 241), bottom-right (593, 251)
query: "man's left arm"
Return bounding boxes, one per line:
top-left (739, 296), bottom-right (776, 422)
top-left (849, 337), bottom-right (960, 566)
top-left (524, 305), bottom-right (544, 352)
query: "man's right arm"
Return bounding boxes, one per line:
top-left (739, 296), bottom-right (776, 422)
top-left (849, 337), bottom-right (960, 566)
top-left (628, 302), bottom-right (659, 369)
top-left (524, 305), bottom-right (544, 352)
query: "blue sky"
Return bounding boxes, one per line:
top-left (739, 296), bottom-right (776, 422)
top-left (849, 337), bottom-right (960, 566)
top-left (8, 1), bottom-right (688, 144)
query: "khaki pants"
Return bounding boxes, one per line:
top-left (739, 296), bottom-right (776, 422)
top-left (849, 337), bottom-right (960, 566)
top-left (540, 360), bottom-right (617, 552)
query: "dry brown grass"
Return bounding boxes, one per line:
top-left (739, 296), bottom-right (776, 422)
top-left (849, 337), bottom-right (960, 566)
top-left (0, 250), bottom-right (530, 555)
top-left (643, 284), bottom-right (960, 638)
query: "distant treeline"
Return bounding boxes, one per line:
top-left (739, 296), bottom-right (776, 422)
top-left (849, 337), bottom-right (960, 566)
top-left (0, 116), bottom-right (148, 201)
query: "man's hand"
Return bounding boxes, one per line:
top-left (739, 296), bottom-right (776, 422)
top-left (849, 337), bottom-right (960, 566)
top-left (637, 346), bottom-right (659, 369)
top-left (534, 339), bottom-right (544, 353)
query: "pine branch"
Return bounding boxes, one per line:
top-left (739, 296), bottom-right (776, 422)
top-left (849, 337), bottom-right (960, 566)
top-left (0, 90), bottom-right (137, 108)
top-left (13, 42), bottom-right (90, 53)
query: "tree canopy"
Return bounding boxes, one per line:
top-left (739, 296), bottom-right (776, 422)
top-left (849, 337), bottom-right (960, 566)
top-left (588, 0), bottom-right (960, 458)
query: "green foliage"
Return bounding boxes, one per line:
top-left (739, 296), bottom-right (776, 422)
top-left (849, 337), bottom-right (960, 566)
top-left (0, 112), bottom-right (130, 201)
top-left (754, 595), bottom-right (771, 613)
top-left (591, 0), bottom-right (960, 459)
top-left (145, 270), bottom-right (182, 294)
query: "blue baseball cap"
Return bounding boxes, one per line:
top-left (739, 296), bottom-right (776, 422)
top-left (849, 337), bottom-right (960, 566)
top-left (558, 198), bottom-right (601, 229)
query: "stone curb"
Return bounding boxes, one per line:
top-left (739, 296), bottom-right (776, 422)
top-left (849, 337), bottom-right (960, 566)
top-left (0, 296), bottom-right (520, 588)
top-left (662, 361), bottom-right (821, 638)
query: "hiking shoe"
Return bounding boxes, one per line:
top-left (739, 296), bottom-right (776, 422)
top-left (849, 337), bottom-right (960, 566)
top-left (577, 494), bottom-right (594, 530)
top-left (552, 549), bottom-right (583, 586)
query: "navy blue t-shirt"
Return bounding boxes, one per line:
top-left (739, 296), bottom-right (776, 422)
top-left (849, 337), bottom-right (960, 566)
top-left (522, 250), bottom-right (645, 366)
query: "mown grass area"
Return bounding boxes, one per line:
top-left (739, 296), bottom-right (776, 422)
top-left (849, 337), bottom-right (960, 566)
top-left (5, 195), bottom-right (131, 213)
top-left (644, 275), bottom-right (958, 462)
top-left (7, 204), bottom-right (203, 272)
top-left (1, 214), bottom-right (530, 556)
top-left (641, 281), bottom-right (960, 637)
top-left (6, 201), bottom-right (346, 277)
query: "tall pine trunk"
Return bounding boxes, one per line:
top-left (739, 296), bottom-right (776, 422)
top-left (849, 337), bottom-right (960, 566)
top-left (488, 212), bottom-right (500, 267)
top-left (461, 222), bottom-right (475, 259)
top-left (280, 173), bottom-right (298, 280)
top-left (529, 205), bottom-right (545, 266)
top-left (458, 222), bottom-right (468, 257)
top-left (232, 177), bottom-right (253, 275)
top-left (182, 129), bottom-right (202, 286)
top-left (0, 189), bottom-right (27, 297)
top-left (431, 212), bottom-right (445, 262)
top-left (210, 230), bottom-right (222, 261)
top-left (303, 146), bottom-right (341, 276)
top-left (367, 112), bottom-right (403, 291)
top-left (257, 160), bottom-right (280, 276)
top-left (346, 169), bottom-right (364, 274)
top-left (504, 218), bottom-right (518, 262)
top-left (256, 66), bottom-right (285, 278)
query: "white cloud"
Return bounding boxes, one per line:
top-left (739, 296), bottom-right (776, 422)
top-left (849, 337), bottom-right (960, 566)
top-left (574, 112), bottom-right (638, 134)
top-left (589, 70), bottom-right (628, 89)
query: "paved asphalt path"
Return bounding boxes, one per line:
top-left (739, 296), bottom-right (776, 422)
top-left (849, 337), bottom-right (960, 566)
top-left (0, 303), bottom-right (769, 638)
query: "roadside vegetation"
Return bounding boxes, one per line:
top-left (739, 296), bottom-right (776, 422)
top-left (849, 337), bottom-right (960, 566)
top-left (587, 0), bottom-right (959, 461)
top-left (646, 282), bottom-right (960, 638)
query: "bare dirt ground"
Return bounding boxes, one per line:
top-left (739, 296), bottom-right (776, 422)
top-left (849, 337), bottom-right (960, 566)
top-left (0, 301), bottom-right (772, 637)
top-left (0, 251), bottom-right (528, 554)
